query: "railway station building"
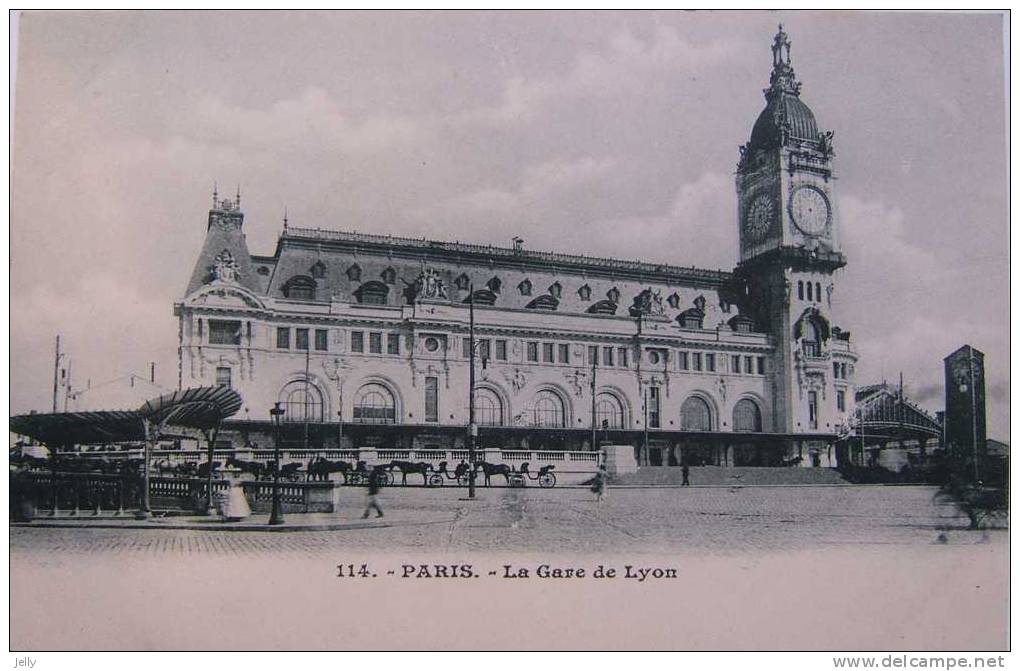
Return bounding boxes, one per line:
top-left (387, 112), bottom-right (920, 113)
top-left (174, 27), bottom-right (858, 468)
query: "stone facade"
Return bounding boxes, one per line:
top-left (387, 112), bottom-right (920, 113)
top-left (174, 28), bottom-right (858, 468)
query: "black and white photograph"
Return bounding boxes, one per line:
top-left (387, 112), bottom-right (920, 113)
top-left (8, 10), bottom-right (1010, 653)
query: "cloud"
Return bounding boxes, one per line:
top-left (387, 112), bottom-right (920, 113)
top-left (182, 87), bottom-right (420, 156)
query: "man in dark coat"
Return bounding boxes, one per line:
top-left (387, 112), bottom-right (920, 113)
top-left (362, 467), bottom-right (385, 519)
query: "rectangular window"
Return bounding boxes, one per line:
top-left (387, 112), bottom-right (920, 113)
top-left (315, 329), bottom-right (328, 352)
top-left (495, 340), bottom-right (507, 361)
top-left (295, 328), bottom-right (309, 350)
top-left (841, 363), bottom-right (848, 379)
top-left (369, 332), bottom-right (383, 354)
top-left (745, 356), bottom-right (754, 375)
top-left (558, 343), bottom-right (570, 364)
top-left (387, 332), bottom-right (400, 355)
top-left (808, 391), bottom-right (818, 430)
top-left (603, 347), bottom-right (614, 367)
top-left (463, 338), bottom-right (472, 359)
top-left (648, 387), bottom-right (661, 428)
top-left (706, 353), bottom-right (716, 372)
top-left (208, 320), bottom-right (241, 345)
top-left (618, 347), bottom-right (629, 368)
top-left (215, 366), bottom-right (231, 389)
top-left (276, 327), bottom-right (290, 349)
top-left (542, 342), bottom-right (554, 363)
top-left (527, 342), bottom-right (539, 362)
top-left (678, 351), bottom-right (689, 371)
top-left (833, 362), bottom-right (840, 379)
top-left (757, 356), bottom-right (766, 375)
top-left (692, 352), bottom-right (702, 372)
top-left (588, 345), bottom-right (599, 366)
top-left (732, 355), bottom-right (741, 374)
top-left (837, 390), bottom-right (846, 412)
top-left (351, 331), bottom-right (364, 353)
top-left (425, 377), bottom-right (439, 423)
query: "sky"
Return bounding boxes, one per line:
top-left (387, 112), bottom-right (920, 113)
top-left (10, 10), bottom-right (1009, 438)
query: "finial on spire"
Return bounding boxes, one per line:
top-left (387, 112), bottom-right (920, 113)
top-left (283, 207), bottom-right (289, 230)
top-left (766, 24), bottom-right (801, 99)
top-left (213, 181), bottom-right (219, 208)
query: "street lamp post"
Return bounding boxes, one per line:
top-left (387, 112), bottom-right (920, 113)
top-left (467, 283), bottom-right (477, 499)
top-left (269, 403), bottom-right (286, 525)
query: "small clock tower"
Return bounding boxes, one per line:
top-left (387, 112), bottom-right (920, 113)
top-left (734, 26), bottom-right (855, 450)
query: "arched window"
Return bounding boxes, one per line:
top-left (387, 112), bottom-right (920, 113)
top-left (548, 282), bottom-right (562, 299)
top-left (310, 261), bottom-right (326, 279)
top-left (518, 279), bottom-right (532, 296)
top-left (798, 281), bottom-right (804, 300)
top-left (815, 282), bottom-right (822, 302)
top-left (680, 396), bottom-right (712, 431)
top-left (353, 383), bottom-right (396, 424)
top-left (475, 388), bottom-right (503, 426)
top-left (607, 287), bottom-right (620, 304)
top-left (282, 276), bottom-right (316, 301)
top-left (733, 398), bottom-right (763, 432)
top-left (279, 381), bottom-right (324, 423)
top-left (346, 264), bottom-right (362, 282)
top-left (381, 267), bottom-right (397, 284)
top-left (487, 277), bottom-right (502, 294)
top-left (595, 393), bottom-right (624, 429)
top-left (578, 284), bottom-right (592, 301)
top-left (530, 390), bottom-right (565, 428)
top-left (802, 320), bottom-right (821, 357)
top-left (454, 273), bottom-right (470, 291)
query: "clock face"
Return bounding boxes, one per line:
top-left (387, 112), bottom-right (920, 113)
top-left (744, 194), bottom-right (774, 242)
top-left (789, 185), bottom-right (831, 236)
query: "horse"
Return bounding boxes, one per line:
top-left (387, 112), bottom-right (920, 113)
top-left (387, 460), bottom-right (432, 486)
top-left (196, 461), bottom-right (222, 478)
top-left (267, 461), bottom-right (303, 481)
top-left (226, 456), bottom-right (267, 480)
top-left (433, 460), bottom-right (472, 483)
top-left (306, 457), bottom-right (354, 482)
top-left (474, 461), bottom-right (512, 486)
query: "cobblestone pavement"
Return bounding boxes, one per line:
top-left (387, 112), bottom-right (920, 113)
top-left (10, 485), bottom-right (1002, 558)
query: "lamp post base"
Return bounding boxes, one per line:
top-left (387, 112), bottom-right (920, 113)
top-left (133, 510), bottom-right (150, 520)
top-left (268, 513), bottom-right (285, 526)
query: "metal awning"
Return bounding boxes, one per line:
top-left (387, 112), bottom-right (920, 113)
top-left (10, 386), bottom-right (243, 446)
top-left (137, 386), bottom-right (242, 431)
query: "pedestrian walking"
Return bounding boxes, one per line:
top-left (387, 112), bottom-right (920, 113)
top-left (362, 466), bottom-right (385, 519)
top-left (681, 463), bottom-right (690, 487)
top-left (591, 464), bottom-right (608, 504)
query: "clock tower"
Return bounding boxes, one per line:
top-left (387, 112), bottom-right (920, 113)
top-left (734, 26), bottom-right (855, 450)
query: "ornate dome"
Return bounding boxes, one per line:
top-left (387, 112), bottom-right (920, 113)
top-left (745, 25), bottom-right (822, 152)
top-left (749, 93), bottom-right (819, 151)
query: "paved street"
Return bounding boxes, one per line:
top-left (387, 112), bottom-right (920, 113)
top-left (10, 484), bottom-right (1000, 557)
top-left (11, 485), bottom-right (1009, 651)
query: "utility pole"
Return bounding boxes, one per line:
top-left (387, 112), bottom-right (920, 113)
top-left (303, 346), bottom-right (311, 451)
top-left (63, 359), bottom-right (72, 412)
top-left (468, 282), bottom-right (477, 499)
top-left (590, 355), bottom-right (597, 452)
top-left (970, 350), bottom-right (980, 483)
top-left (51, 335), bottom-right (62, 413)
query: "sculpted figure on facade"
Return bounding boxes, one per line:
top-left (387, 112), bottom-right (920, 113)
top-left (503, 368), bottom-right (527, 394)
top-left (412, 261), bottom-right (449, 300)
top-left (629, 288), bottom-right (665, 317)
top-left (211, 249), bottom-right (240, 283)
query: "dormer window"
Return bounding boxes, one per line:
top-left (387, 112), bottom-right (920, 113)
top-left (381, 267), bottom-right (397, 284)
top-left (487, 277), bottom-right (502, 294)
top-left (607, 287), bottom-right (620, 304)
top-left (454, 273), bottom-right (470, 291)
top-left (282, 276), bottom-right (316, 301)
top-left (526, 295), bottom-right (559, 311)
top-left (678, 308), bottom-right (704, 330)
top-left (667, 292), bottom-right (681, 309)
top-left (518, 279), bottom-right (532, 296)
top-left (310, 261), bottom-right (326, 279)
top-left (578, 284), bottom-right (592, 301)
top-left (354, 281), bottom-right (389, 305)
top-left (548, 282), bottom-right (562, 299)
top-left (346, 264), bottom-right (362, 282)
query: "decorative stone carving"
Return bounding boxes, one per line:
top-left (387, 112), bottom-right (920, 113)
top-left (412, 261), bottom-right (449, 300)
top-left (825, 283), bottom-right (834, 307)
top-left (716, 376), bottom-right (728, 402)
top-left (564, 369), bottom-right (587, 397)
top-left (503, 368), bottom-right (527, 394)
top-left (630, 288), bottom-right (665, 317)
top-left (211, 249), bottom-right (240, 283)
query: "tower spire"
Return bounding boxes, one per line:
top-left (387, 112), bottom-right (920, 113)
top-left (767, 24), bottom-right (801, 99)
top-left (236, 185), bottom-right (241, 209)
top-left (283, 207), bottom-right (289, 230)
top-left (212, 181), bottom-right (219, 208)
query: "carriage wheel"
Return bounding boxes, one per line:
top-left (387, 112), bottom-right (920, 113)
top-left (381, 471), bottom-right (395, 486)
top-left (348, 473), bottom-right (363, 486)
top-left (428, 473), bottom-right (443, 487)
top-left (538, 473), bottom-right (556, 488)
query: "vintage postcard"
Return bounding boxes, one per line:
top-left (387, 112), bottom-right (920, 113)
top-left (9, 10), bottom-right (1009, 653)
